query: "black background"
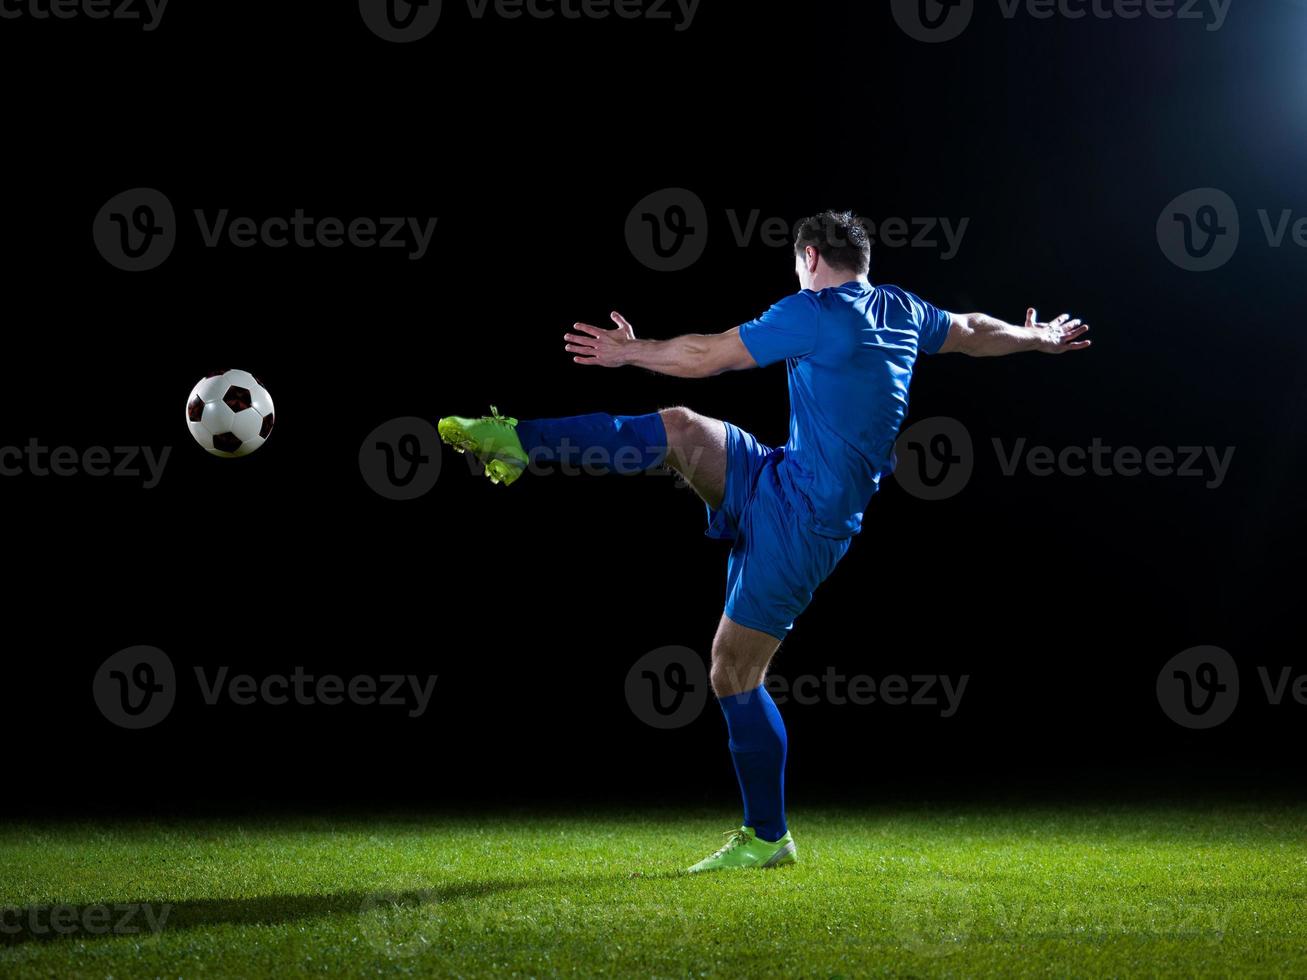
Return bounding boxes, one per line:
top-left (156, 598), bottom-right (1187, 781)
top-left (2, 0), bottom-right (1305, 812)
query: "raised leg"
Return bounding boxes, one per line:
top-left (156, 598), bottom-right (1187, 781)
top-left (658, 407), bottom-right (729, 510)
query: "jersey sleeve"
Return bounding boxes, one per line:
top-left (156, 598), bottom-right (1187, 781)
top-left (737, 291), bottom-right (821, 368)
top-left (907, 290), bottom-right (954, 355)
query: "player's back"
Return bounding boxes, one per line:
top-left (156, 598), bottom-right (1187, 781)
top-left (738, 281), bottom-right (952, 537)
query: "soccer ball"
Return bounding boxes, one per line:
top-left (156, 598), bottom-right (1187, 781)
top-left (185, 369), bottom-right (275, 457)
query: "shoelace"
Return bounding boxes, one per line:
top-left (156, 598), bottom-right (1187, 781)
top-left (487, 405), bottom-right (518, 427)
top-left (710, 830), bottom-right (751, 859)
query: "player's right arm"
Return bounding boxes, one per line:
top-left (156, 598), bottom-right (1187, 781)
top-left (937, 308), bottom-right (1092, 356)
top-left (564, 292), bottom-right (819, 378)
top-left (564, 314), bottom-right (757, 378)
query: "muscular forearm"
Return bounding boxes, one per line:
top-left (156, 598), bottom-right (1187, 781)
top-left (955, 314), bottom-right (1045, 356)
top-left (950, 310), bottom-right (1090, 357)
top-left (622, 335), bottom-right (729, 378)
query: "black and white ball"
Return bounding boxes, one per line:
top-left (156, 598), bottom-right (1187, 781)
top-left (186, 370), bottom-right (275, 457)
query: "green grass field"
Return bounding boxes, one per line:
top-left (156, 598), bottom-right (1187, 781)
top-left (2, 803), bottom-right (1305, 977)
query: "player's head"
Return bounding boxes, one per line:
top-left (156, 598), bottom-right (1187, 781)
top-left (793, 210), bottom-right (871, 290)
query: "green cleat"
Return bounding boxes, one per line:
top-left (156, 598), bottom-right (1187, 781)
top-left (437, 406), bottom-right (530, 486)
top-left (685, 827), bottom-right (797, 874)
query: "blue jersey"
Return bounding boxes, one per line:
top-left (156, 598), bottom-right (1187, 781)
top-left (737, 281), bottom-right (952, 538)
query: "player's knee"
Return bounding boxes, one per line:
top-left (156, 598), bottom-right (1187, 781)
top-left (659, 406), bottom-right (696, 447)
top-left (710, 650), bottom-right (763, 699)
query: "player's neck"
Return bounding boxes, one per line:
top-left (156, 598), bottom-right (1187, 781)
top-left (809, 272), bottom-right (870, 292)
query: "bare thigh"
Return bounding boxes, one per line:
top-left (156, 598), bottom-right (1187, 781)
top-left (709, 614), bottom-right (783, 697)
top-left (659, 407), bottom-right (728, 510)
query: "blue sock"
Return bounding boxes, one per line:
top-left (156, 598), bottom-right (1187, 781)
top-left (719, 685), bottom-right (788, 843)
top-left (515, 413), bottom-right (668, 475)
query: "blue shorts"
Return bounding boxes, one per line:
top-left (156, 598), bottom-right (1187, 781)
top-left (705, 422), bottom-right (852, 640)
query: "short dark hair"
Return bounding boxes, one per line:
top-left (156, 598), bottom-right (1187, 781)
top-left (793, 210), bottom-right (871, 277)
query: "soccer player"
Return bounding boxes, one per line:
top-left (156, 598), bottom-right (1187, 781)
top-left (438, 210), bottom-right (1090, 873)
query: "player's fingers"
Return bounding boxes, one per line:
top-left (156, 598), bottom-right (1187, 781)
top-left (1063, 323), bottom-right (1089, 340)
top-left (564, 334), bottom-right (598, 347)
top-left (1052, 313), bottom-right (1071, 327)
top-left (564, 344), bottom-right (597, 355)
top-left (572, 321), bottom-right (605, 338)
top-left (1026, 308), bottom-right (1037, 328)
top-left (1065, 340), bottom-right (1092, 351)
top-left (610, 311), bottom-right (633, 331)
top-left (573, 355), bottom-right (598, 364)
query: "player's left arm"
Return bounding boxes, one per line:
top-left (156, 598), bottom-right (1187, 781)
top-left (937, 308), bottom-right (1092, 356)
top-left (564, 313), bottom-right (757, 378)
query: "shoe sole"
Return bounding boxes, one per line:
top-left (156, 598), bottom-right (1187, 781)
top-left (685, 841), bottom-right (799, 874)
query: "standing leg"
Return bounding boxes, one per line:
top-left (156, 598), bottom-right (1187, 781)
top-left (710, 614), bottom-right (788, 843)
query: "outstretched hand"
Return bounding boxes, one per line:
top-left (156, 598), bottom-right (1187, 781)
top-left (564, 312), bottom-right (638, 367)
top-left (1028, 308), bottom-right (1091, 354)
